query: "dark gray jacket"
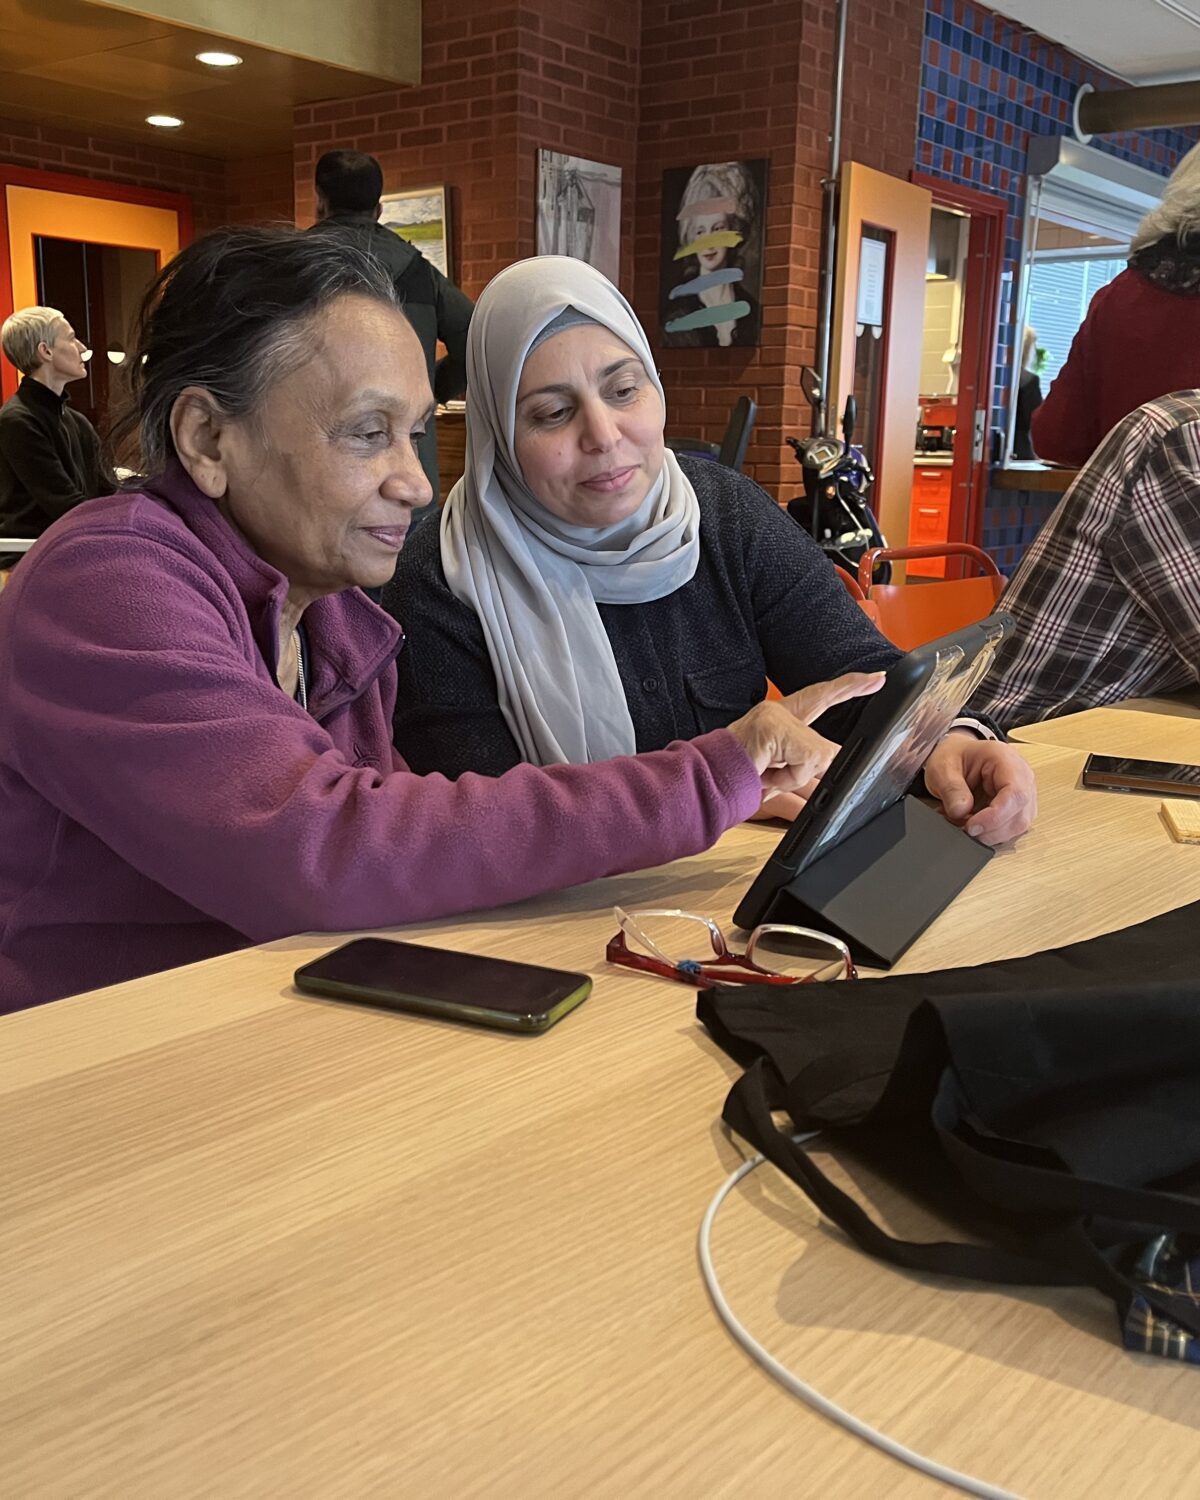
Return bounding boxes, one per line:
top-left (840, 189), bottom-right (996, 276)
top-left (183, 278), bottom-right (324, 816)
top-left (386, 458), bottom-right (904, 776)
top-left (0, 377), bottom-right (116, 565)
top-left (308, 211), bottom-right (473, 510)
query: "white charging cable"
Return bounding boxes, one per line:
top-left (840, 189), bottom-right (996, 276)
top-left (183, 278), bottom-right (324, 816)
top-left (698, 1146), bottom-right (1025, 1500)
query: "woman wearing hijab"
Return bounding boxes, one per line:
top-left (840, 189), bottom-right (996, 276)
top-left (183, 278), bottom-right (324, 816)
top-left (387, 257), bottom-right (1036, 840)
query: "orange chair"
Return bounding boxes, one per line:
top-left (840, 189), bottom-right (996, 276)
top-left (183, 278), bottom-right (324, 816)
top-left (833, 564), bottom-right (881, 629)
top-left (856, 543), bottom-right (1004, 652)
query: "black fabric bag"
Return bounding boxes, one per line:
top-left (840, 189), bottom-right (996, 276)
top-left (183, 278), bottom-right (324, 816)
top-left (697, 899), bottom-right (1200, 1344)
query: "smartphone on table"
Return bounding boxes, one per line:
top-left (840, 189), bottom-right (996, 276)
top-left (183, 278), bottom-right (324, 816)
top-left (1081, 754), bottom-right (1200, 799)
top-left (294, 938), bottom-right (592, 1033)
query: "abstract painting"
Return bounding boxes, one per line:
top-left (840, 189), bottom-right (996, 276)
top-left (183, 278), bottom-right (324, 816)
top-left (659, 159), bottom-right (768, 348)
top-left (536, 151), bottom-right (623, 285)
top-left (379, 185), bottom-right (452, 279)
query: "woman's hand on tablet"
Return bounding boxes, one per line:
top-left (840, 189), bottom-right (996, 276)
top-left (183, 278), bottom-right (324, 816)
top-left (922, 732), bottom-right (1037, 846)
top-left (725, 672), bottom-right (885, 802)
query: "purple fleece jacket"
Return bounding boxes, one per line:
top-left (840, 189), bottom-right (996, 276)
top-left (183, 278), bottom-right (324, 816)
top-left (0, 465), bottom-right (762, 1011)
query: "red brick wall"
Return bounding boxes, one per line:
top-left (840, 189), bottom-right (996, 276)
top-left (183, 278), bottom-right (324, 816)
top-left (0, 114), bottom-right (227, 233)
top-left (294, 2), bottom-right (528, 297)
top-left (515, 0), bottom-right (641, 289)
top-left (2, 1), bottom-right (922, 489)
top-left (0, 116), bottom-right (296, 233)
top-left (634, 0), bottom-right (814, 494)
top-left (290, 0), bottom-right (923, 497)
top-left (838, 0), bottom-right (923, 182)
top-left (635, 0), bottom-right (923, 495)
top-left (294, 0), bottom-right (640, 295)
top-left (223, 153), bottom-right (296, 226)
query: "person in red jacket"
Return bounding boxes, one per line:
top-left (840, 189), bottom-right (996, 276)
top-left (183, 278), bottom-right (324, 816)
top-left (1032, 141), bottom-right (1200, 468)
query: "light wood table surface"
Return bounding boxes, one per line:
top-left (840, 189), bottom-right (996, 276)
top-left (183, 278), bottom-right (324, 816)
top-left (1010, 699), bottom-right (1200, 761)
top-left (4, 737), bottom-right (1200, 1499)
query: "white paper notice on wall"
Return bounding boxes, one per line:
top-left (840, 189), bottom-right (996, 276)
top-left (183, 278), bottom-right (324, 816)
top-left (856, 236), bottom-right (887, 328)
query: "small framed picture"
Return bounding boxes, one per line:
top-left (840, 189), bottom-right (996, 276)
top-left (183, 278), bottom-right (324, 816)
top-left (536, 150), bottom-right (623, 285)
top-left (379, 185), bottom-right (452, 279)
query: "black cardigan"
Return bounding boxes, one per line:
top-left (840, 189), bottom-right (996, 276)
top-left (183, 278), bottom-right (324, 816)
top-left (385, 458), bottom-right (903, 776)
top-left (0, 378), bottom-right (116, 547)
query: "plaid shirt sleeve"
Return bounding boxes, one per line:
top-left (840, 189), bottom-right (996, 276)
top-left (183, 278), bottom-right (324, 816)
top-left (970, 393), bottom-right (1200, 730)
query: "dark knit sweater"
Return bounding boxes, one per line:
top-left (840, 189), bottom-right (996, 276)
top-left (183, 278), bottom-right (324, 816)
top-left (0, 378), bottom-right (115, 552)
top-left (386, 458), bottom-right (903, 777)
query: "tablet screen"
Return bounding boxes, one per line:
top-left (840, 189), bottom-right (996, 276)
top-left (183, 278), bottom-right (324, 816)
top-left (801, 639), bottom-right (999, 869)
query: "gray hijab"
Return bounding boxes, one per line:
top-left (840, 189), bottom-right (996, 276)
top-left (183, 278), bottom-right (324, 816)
top-left (439, 256), bottom-right (700, 767)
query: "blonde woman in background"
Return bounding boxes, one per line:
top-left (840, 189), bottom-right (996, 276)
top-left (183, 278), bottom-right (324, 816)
top-left (1012, 325), bottom-right (1043, 460)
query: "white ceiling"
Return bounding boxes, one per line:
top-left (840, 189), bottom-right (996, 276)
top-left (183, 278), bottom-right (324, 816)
top-left (991, 0), bottom-right (1200, 84)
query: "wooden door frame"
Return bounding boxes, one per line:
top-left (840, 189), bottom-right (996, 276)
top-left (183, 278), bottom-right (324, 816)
top-left (911, 173), bottom-right (1007, 561)
top-left (0, 165), bottom-right (193, 398)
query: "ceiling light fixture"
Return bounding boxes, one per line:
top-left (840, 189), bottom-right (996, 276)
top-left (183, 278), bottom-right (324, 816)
top-left (195, 50), bottom-right (243, 67)
top-left (146, 114), bottom-right (184, 129)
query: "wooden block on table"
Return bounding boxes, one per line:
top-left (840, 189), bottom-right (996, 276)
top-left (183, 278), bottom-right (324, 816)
top-left (1162, 800), bottom-right (1200, 844)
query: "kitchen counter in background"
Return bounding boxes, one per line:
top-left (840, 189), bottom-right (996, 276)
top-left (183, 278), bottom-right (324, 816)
top-left (991, 462), bottom-right (1079, 494)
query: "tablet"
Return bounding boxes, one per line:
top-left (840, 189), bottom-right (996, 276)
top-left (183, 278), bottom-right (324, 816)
top-left (734, 613), bottom-right (1011, 933)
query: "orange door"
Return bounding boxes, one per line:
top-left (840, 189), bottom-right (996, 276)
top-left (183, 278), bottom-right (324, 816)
top-left (0, 166), bottom-right (191, 403)
top-left (912, 175), bottom-right (1008, 573)
top-left (829, 163), bottom-right (932, 579)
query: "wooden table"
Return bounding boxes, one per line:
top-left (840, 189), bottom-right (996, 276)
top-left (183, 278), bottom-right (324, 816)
top-left (1011, 699), bottom-right (1200, 761)
top-left (4, 737), bottom-right (1200, 1498)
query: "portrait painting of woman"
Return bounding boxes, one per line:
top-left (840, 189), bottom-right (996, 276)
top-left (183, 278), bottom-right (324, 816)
top-left (659, 159), bottom-right (767, 349)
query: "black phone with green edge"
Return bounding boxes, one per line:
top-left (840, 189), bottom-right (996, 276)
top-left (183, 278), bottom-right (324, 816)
top-left (293, 938), bottom-right (592, 1033)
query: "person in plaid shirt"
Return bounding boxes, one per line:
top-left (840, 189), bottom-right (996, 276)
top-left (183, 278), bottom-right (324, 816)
top-left (972, 391), bottom-right (1200, 729)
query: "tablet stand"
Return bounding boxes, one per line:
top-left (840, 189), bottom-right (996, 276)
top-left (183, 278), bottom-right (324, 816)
top-left (759, 796), bottom-right (992, 970)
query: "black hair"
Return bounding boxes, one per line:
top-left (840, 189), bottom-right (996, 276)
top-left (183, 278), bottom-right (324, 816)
top-left (112, 225), bottom-right (399, 475)
top-left (315, 150), bottom-right (385, 214)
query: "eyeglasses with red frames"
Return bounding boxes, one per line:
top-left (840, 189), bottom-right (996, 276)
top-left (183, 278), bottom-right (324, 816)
top-left (606, 906), bottom-right (856, 987)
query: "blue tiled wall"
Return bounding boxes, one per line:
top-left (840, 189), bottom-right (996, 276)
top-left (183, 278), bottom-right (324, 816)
top-left (917, 0), bottom-right (1198, 570)
top-left (978, 489), bottom-right (1061, 575)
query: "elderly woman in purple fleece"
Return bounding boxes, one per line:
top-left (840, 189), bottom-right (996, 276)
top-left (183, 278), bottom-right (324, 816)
top-left (0, 227), bottom-right (883, 1010)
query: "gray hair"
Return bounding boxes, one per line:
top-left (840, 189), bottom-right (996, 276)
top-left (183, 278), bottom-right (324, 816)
top-left (1131, 140), bottom-right (1200, 254)
top-left (113, 226), bottom-right (402, 476)
top-left (1, 306), bottom-right (67, 375)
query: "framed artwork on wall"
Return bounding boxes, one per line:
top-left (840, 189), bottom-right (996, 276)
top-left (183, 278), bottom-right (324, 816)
top-left (379, 185), bottom-right (452, 279)
top-left (536, 150), bottom-right (623, 285)
top-left (659, 159), bottom-right (768, 348)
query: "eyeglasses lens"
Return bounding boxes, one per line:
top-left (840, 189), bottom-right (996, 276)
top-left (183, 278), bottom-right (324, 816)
top-left (749, 929), bottom-right (848, 981)
top-left (622, 911), bottom-right (722, 969)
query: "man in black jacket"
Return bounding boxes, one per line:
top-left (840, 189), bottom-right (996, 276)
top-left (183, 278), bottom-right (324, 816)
top-left (308, 150), bottom-right (473, 525)
top-left (0, 306), bottom-right (116, 569)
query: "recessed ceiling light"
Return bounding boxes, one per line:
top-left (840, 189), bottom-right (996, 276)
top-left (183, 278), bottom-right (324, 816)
top-left (196, 50), bottom-right (243, 67)
top-left (146, 114), bottom-right (183, 129)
